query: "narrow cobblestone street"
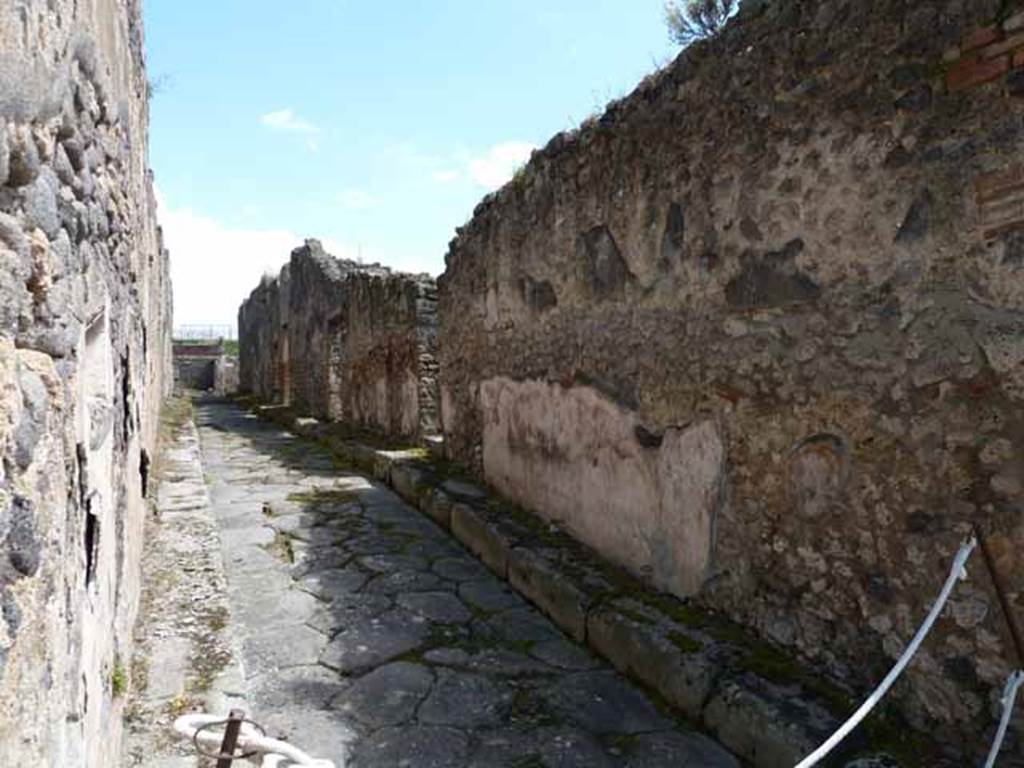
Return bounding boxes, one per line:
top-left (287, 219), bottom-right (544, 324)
top-left (189, 397), bottom-right (740, 767)
top-left (123, 402), bottom-right (247, 767)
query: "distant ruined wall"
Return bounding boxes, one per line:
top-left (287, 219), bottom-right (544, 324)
top-left (239, 240), bottom-right (438, 439)
top-left (0, 0), bottom-right (171, 765)
top-left (238, 272), bottom-right (284, 404)
top-left (172, 341), bottom-right (238, 394)
top-left (439, 0), bottom-right (1024, 753)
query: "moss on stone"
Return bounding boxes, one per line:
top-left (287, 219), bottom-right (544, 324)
top-left (667, 630), bottom-right (705, 654)
top-left (613, 605), bottom-right (657, 626)
top-left (857, 709), bottom-right (935, 768)
top-left (286, 489), bottom-right (361, 506)
top-left (130, 655), bottom-right (149, 697)
top-left (205, 604), bottom-right (229, 633)
top-left (740, 644), bottom-right (854, 714)
top-left (507, 686), bottom-right (559, 728)
top-left (508, 756), bottom-right (546, 768)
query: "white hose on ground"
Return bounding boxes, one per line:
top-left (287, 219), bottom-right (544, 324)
top-left (983, 669), bottom-right (1024, 768)
top-left (794, 537), bottom-right (977, 768)
top-left (172, 713), bottom-right (335, 767)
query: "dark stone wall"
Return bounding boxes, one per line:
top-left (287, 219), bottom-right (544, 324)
top-left (438, 0), bottom-right (1024, 755)
top-left (239, 240), bottom-right (439, 440)
top-left (173, 357), bottom-right (215, 390)
top-left (0, 0), bottom-right (172, 762)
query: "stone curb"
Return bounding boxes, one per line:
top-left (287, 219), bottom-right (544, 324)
top-left (245, 400), bottom-right (907, 768)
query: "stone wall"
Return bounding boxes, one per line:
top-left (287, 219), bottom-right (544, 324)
top-left (0, 1), bottom-right (171, 764)
top-left (174, 356), bottom-right (215, 390)
top-left (438, 0), bottom-right (1024, 753)
top-left (172, 341), bottom-right (238, 394)
top-left (239, 240), bottom-right (438, 440)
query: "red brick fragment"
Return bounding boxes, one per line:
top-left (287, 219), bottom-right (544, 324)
top-left (980, 31), bottom-right (1024, 58)
top-left (983, 220), bottom-right (1024, 241)
top-left (975, 164), bottom-right (1024, 202)
top-left (1014, 50), bottom-right (1024, 69)
top-left (947, 54), bottom-right (1009, 91)
top-left (962, 25), bottom-right (1002, 53)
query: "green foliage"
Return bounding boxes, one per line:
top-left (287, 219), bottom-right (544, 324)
top-left (665, 0), bottom-right (737, 45)
top-left (111, 657), bottom-right (128, 698)
top-left (511, 163), bottom-right (529, 190)
top-left (146, 73), bottom-right (172, 101)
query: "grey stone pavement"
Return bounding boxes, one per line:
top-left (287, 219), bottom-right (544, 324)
top-left (124, 406), bottom-right (247, 768)
top-left (195, 397), bottom-right (741, 767)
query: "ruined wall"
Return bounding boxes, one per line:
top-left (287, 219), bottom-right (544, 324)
top-left (0, 1), bottom-right (171, 764)
top-left (239, 240), bottom-right (439, 439)
top-left (238, 272), bottom-right (284, 404)
top-left (172, 341), bottom-right (238, 394)
top-left (439, 0), bottom-right (1024, 752)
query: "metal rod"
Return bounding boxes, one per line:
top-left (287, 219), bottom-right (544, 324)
top-left (974, 523), bottom-right (1024, 670)
top-left (216, 709), bottom-right (245, 768)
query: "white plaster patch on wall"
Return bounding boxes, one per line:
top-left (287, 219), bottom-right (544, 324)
top-left (78, 304), bottom-right (120, 768)
top-left (440, 384), bottom-right (459, 438)
top-left (655, 420), bottom-right (725, 595)
top-left (480, 376), bottom-right (723, 597)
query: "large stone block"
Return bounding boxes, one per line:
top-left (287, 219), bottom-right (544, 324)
top-left (586, 601), bottom-right (720, 722)
top-left (702, 675), bottom-right (837, 768)
top-left (449, 503), bottom-right (512, 578)
top-left (507, 547), bottom-right (591, 643)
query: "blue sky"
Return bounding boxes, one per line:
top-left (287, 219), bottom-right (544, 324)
top-left (145, 1), bottom-right (679, 330)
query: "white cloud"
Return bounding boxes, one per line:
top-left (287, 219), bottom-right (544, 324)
top-left (156, 189), bottom-right (359, 334)
top-left (259, 108), bottom-right (320, 151)
top-left (466, 141), bottom-right (536, 190)
top-left (392, 140), bottom-right (537, 190)
top-left (259, 108), bottom-right (318, 134)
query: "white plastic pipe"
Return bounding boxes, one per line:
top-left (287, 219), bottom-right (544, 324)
top-left (173, 713), bottom-right (335, 767)
top-left (983, 669), bottom-right (1024, 768)
top-left (795, 537), bottom-right (977, 768)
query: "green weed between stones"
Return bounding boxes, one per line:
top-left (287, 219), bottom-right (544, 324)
top-left (168, 692), bottom-right (196, 717)
top-left (111, 656), bottom-right (128, 698)
top-left (130, 655), bottom-right (149, 697)
top-left (286, 489), bottom-right (361, 505)
top-left (264, 530), bottom-right (296, 564)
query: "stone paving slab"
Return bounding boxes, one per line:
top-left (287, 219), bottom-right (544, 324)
top-left (194, 398), bottom-right (742, 768)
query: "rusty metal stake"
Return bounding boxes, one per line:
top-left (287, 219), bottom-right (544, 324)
top-left (974, 523), bottom-right (1024, 670)
top-left (216, 709), bottom-right (245, 768)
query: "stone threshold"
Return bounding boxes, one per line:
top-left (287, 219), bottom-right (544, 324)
top-left (235, 397), bottom-right (938, 768)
